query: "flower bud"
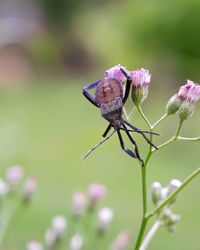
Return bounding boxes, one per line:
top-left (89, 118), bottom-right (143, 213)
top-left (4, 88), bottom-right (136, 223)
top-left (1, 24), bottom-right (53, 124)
top-left (98, 207), bottom-right (114, 232)
top-left (23, 176), bottom-right (37, 202)
top-left (45, 228), bottom-right (57, 249)
top-left (88, 183), bottom-right (107, 207)
top-left (167, 179), bottom-right (182, 204)
top-left (111, 231), bottom-right (131, 250)
top-left (52, 215), bottom-right (67, 239)
top-left (69, 234), bottom-right (84, 250)
top-left (179, 101), bottom-right (195, 121)
top-left (130, 68), bottom-right (151, 106)
top-left (166, 94), bottom-right (182, 115)
top-left (0, 178), bottom-right (8, 197)
top-left (151, 182), bottom-right (163, 205)
top-left (105, 65), bottom-right (127, 84)
top-left (72, 191), bottom-right (87, 216)
top-left (26, 240), bottom-right (43, 250)
top-left (6, 165), bottom-right (23, 189)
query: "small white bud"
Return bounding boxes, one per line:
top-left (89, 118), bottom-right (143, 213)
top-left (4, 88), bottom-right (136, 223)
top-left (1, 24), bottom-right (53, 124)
top-left (0, 178), bottom-right (8, 197)
top-left (6, 165), bottom-right (23, 189)
top-left (45, 228), bottom-right (57, 249)
top-left (52, 215), bottom-right (67, 238)
top-left (98, 207), bottom-right (114, 231)
top-left (26, 240), bottom-right (43, 250)
top-left (69, 234), bottom-right (84, 250)
top-left (151, 182), bottom-right (163, 205)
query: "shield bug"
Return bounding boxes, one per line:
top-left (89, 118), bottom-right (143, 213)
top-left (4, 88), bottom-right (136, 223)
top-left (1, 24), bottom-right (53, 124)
top-left (82, 65), bottom-right (158, 165)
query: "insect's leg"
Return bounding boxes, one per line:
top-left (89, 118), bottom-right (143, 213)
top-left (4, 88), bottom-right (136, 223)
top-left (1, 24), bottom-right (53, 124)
top-left (117, 130), bottom-right (136, 159)
top-left (102, 123), bottom-right (112, 137)
top-left (124, 120), bottom-right (158, 150)
top-left (122, 124), bottom-right (144, 166)
top-left (120, 67), bottom-right (132, 104)
top-left (82, 130), bottom-right (116, 159)
top-left (83, 80), bottom-right (101, 107)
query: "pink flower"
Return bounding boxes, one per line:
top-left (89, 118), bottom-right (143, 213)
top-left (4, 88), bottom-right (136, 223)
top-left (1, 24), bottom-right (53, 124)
top-left (130, 68), bottom-right (151, 105)
top-left (178, 80), bottom-right (200, 103)
top-left (72, 191), bottom-right (87, 216)
top-left (23, 176), bottom-right (37, 201)
top-left (111, 231), bottom-right (131, 250)
top-left (105, 65), bottom-right (127, 83)
top-left (6, 165), bottom-right (23, 188)
top-left (88, 183), bottom-right (107, 205)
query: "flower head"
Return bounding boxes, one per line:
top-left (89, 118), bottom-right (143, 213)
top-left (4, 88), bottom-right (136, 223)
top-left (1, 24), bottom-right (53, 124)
top-left (52, 215), bottom-right (67, 238)
top-left (98, 207), bottom-right (114, 232)
top-left (166, 80), bottom-right (200, 119)
top-left (88, 183), bottom-right (107, 207)
top-left (69, 234), bottom-right (84, 250)
top-left (6, 165), bottom-right (23, 188)
top-left (72, 191), bottom-right (87, 216)
top-left (26, 240), bottom-right (43, 250)
top-left (105, 65), bottom-right (127, 83)
top-left (111, 231), bottom-right (131, 250)
top-left (23, 176), bottom-right (37, 202)
top-left (130, 68), bottom-right (151, 106)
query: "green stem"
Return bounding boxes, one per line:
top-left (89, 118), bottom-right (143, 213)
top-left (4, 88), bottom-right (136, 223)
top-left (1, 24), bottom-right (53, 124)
top-left (155, 120), bottom-right (184, 151)
top-left (178, 136), bottom-right (200, 141)
top-left (139, 220), bottom-right (161, 250)
top-left (137, 106), bottom-right (152, 129)
top-left (152, 113), bottom-right (168, 129)
top-left (147, 167), bottom-right (200, 219)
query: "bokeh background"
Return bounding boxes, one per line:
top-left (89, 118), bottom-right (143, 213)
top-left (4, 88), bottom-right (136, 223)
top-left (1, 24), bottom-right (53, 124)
top-left (0, 0), bottom-right (199, 249)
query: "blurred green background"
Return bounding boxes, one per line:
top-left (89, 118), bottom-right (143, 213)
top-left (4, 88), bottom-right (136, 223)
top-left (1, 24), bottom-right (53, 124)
top-left (0, 0), bottom-right (199, 249)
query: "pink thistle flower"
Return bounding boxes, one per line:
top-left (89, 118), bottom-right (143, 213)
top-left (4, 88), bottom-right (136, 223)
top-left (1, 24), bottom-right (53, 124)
top-left (130, 68), bottom-right (151, 106)
top-left (178, 80), bottom-right (200, 103)
top-left (23, 176), bottom-right (37, 202)
top-left (88, 183), bottom-right (107, 207)
top-left (111, 231), bottom-right (131, 250)
top-left (72, 191), bottom-right (87, 216)
top-left (105, 65), bottom-right (127, 83)
top-left (6, 165), bottom-right (23, 188)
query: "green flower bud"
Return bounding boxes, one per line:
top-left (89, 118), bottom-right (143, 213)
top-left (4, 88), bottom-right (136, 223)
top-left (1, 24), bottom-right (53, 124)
top-left (179, 101), bottom-right (195, 121)
top-left (166, 94), bottom-right (182, 115)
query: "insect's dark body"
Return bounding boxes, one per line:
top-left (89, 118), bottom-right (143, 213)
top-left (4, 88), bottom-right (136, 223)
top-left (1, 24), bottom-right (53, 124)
top-left (82, 66), bottom-right (157, 164)
top-left (95, 78), bottom-right (123, 123)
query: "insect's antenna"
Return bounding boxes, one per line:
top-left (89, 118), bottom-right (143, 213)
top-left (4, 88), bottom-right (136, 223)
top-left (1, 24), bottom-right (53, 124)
top-left (120, 127), bottom-right (158, 135)
top-left (82, 129), bottom-right (116, 159)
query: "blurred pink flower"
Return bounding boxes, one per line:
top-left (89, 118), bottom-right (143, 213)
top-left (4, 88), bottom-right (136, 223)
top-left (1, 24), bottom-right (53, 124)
top-left (72, 191), bottom-right (87, 216)
top-left (88, 183), bottom-right (107, 205)
top-left (23, 176), bottom-right (37, 201)
top-left (52, 215), bottom-right (67, 238)
top-left (105, 65), bottom-right (127, 83)
top-left (6, 165), bottom-right (23, 187)
top-left (111, 231), bottom-right (131, 250)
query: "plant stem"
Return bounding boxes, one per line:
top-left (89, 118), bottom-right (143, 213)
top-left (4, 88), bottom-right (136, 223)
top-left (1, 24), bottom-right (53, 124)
top-left (152, 113), bottom-right (168, 129)
top-left (178, 136), bottom-right (200, 141)
top-left (155, 120), bottom-right (184, 151)
top-left (147, 167), bottom-right (200, 219)
top-left (137, 106), bottom-right (152, 129)
top-left (139, 220), bottom-right (161, 250)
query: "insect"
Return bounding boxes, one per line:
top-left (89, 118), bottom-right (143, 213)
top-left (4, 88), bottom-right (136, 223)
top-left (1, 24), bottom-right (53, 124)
top-left (82, 65), bottom-right (158, 165)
